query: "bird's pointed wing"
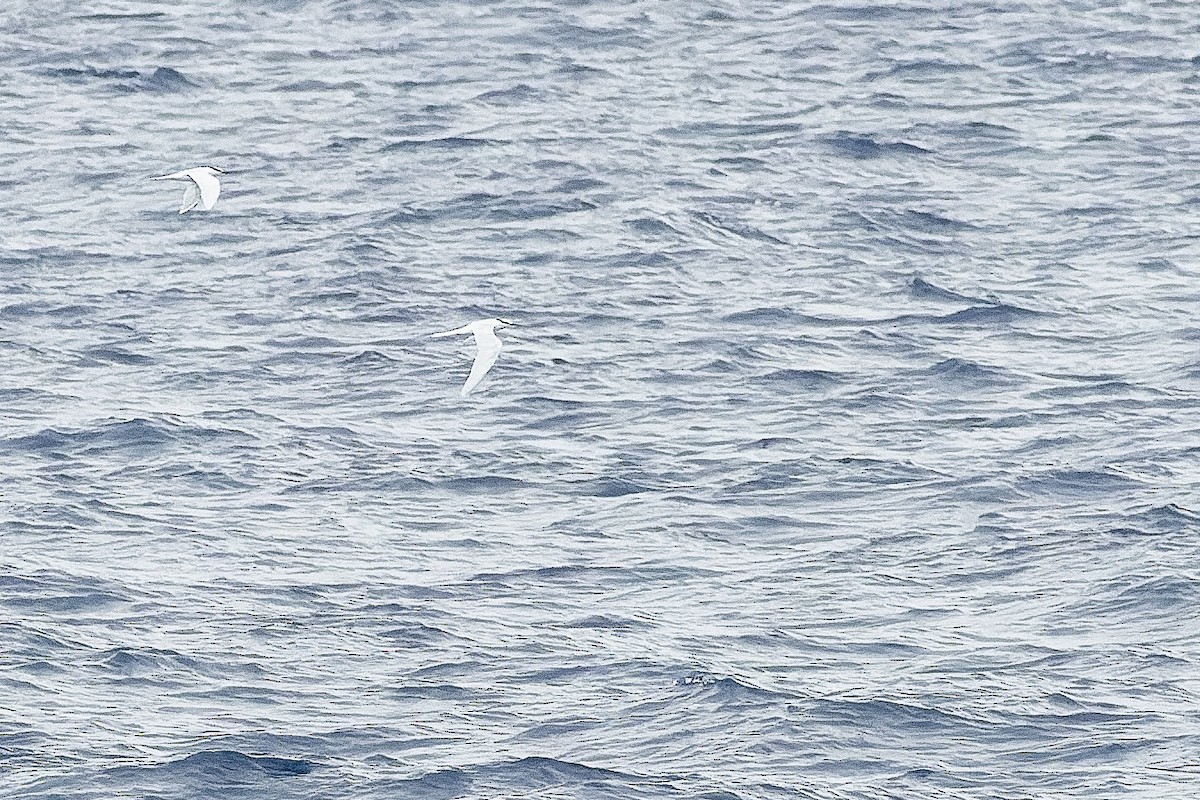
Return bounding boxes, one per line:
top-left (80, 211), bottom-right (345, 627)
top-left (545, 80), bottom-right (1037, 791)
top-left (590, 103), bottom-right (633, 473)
top-left (461, 330), bottom-right (502, 396)
top-left (179, 183), bottom-right (200, 214)
top-left (188, 170), bottom-right (221, 210)
top-left (430, 324), bottom-right (474, 338)
top-left (152, 170), bottom-right (189, 181)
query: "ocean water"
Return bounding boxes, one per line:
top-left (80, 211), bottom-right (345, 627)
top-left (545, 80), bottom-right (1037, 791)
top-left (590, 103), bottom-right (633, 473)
top-left (2, 0), bottom-right (1199, 797)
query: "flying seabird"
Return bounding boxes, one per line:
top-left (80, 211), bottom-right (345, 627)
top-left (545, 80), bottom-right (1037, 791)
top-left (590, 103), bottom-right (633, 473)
top-left (152, 166), bottom-right (224, 213)
top-left (430, 318), bottom-right (513, 396)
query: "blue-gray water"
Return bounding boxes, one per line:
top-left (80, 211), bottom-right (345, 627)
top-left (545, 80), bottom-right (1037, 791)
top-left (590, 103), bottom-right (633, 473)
top-left (3, 1), bottom-right (1199, 798)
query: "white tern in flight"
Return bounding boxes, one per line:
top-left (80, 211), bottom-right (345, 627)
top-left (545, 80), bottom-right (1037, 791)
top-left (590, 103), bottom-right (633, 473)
top-left (430, 318), bottom-right (513, 396)
top-left (152, 166), bottom-right (224, 213)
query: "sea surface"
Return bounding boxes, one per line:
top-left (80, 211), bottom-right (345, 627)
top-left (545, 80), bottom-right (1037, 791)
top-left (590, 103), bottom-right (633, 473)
top-left (2, 1), bottom-right (1199, 797)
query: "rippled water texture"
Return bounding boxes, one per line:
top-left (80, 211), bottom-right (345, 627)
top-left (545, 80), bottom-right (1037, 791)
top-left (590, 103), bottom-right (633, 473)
top-left (2, 1), bottom-right (1199, 797)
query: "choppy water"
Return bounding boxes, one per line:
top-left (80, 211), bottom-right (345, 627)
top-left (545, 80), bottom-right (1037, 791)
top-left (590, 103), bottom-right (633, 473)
top-left (3, 1), bottom-right (1200, 797)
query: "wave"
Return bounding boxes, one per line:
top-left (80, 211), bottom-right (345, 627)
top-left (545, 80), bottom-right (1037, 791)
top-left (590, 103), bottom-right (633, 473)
top-left (377, 622), bottom-right (453, 646)
top-left (898, 209), bottom-right (977, 232)
top-left (2, 416), bottom-right (259, 459)
top-left (1109, 504), bottom-right (1200, 536)
top-left (568, 476), bottom-right (653, 497)
top-left (722, 308), bottom-right (829, 326)
top-left (278, 79), bottom-right (364, 92)
top-left (368, 756), bottom-right (659, 800)
top-left (107, 750), bottom-right (314, 785)
top-left (439, 475), bottom-right (529, 494)
top-left (813, 697), bottom-right (984, 735)
top-left (1, 300), bottom-right (95, 320)
top-left (552, 176), bottom-right (607, 193)
top-left (655, 120), bottom-right (807, 141)
top-left (1111, 576), bottom-right (1200, 612)
top-left (43, 65), bottom-right (197, 92)
top-left (380, 136), bottom-right (499, 151)
top-left (561, 614), bottom-right (647, 629)
top-left (934, 303), bottom-right (1046, 325)
top-left (752, 368), bottom-right (842, 389)
top-left (922, 357), bottom-right (1018, 385)
top-left (1016, 467), bottom-right (1142, 497)
top-left (909, 275), bottom-right (987, 304)
top-left (80, 346), bottom-right (155, 366)
top-left (76, 11), bottom-right (167, 20)
top-left (468, 563), bottom-right (715, 588)
top-left (472, 84), bottom-right (545, 104)
top-left (689, 211), bottom-right (790, 245)
top-left (676, 674), bottom-right (795, 705)
top-left (5, 589), bottom-right (127, 614)
top-left (822, 132), bottom-right (932, 158)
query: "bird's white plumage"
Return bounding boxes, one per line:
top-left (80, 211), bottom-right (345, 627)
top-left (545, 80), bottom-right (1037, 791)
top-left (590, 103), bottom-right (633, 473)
top-left (152, 166), bottom-right (223, 213)
top-left (190, 168), bottom-right (221, 210)
top-left (180, 182), bottom-right (200, 214)
top-left (430, 318), bottom-right (511, 396)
